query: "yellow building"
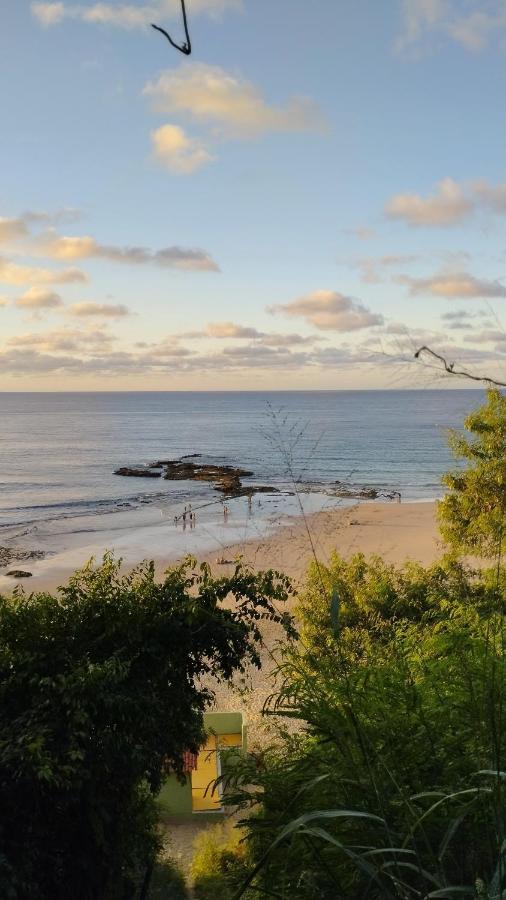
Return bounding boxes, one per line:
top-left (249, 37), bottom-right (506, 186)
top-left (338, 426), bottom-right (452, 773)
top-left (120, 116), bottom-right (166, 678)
top-left (158, 712), bottom-right (247, 818)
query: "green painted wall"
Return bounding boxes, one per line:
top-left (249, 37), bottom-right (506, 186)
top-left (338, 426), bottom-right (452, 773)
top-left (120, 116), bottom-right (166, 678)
top-left (157, 774), bottom-right (192, 816)
top-left (158, 711), bottom-right (246, 818)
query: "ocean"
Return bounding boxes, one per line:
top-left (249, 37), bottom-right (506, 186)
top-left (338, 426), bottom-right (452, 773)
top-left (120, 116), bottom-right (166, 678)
top-left (1, 389), bottom-right (482, 531)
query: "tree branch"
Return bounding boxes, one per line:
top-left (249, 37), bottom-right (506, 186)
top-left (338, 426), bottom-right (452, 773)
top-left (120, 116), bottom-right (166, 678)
top-left (414, 346), bottom-right (506, 388)
top-left (151, 0), bottom-right (191, 55)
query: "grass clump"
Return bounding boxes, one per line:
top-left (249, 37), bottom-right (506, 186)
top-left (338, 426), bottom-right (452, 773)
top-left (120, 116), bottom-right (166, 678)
top-left (191, 823), bottom-right (252, 899)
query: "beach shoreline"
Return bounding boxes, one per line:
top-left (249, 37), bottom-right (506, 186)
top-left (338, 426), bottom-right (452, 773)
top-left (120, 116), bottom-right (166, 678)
top-left (0, 498), bottom-right (440, 595)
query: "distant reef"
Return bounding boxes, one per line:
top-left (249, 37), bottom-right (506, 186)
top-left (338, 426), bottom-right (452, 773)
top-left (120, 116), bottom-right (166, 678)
top-left (114, 457), bottom-right (401, 502)
top-left (114, 457), bottom-right (278, 498)
top-left (0, 547), bottom-right (45, 569)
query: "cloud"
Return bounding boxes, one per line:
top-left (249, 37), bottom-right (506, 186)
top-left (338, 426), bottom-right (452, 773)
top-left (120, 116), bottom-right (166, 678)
top-left (0, 218), bottom-right (29, 244)
top-left (344, 226), bottom-right (377, 241)
top-left (32, 0), bottom-right (241, 29)
top-left (181, 323), bottom-right (322, 346)
top-left (7, 328), bottom-right (114, 351)
top-left (205, 321), bottom-right (261, 338)
top-left (353, 254), bottom-right (419, 283)
top-left (0, 348), bottom-right (86, 374)
top-left (386, 177), bottom-right (506, 228)
top-left (259, 332), bottom-right (321, 347)
top-left (15, 287), bottom-right (64, 309)
top-left (150, 124), bottom-right (214, 174)
top-left (385, 177), bottom-right (472, 226)
top-left (269, 290), bottom-right (384, 332)
top-left (464, 329), bottom-right (506, 345)
top-left (398, 272), bottom-right (506, 299)
top-left (396, 0), bottom-right (506, 54)
top-left (24, 207), bottom-right (82, 226)
top-left (472, 179), bottom-right (506, 213)
top-left (441, 309), bottom-right (476, 322)
top-left (144, 64), bottom-right (325, 139)
top-left (67, 302), bottom-right (130, 318)
top-left (38, 231), bottom-right (219, 271)
top-left (0, 256), bottom-right (87, 286)
top-left (0, 296), bottom-right (8, 307)
top-left (31, 2), bottom-right (66, 25)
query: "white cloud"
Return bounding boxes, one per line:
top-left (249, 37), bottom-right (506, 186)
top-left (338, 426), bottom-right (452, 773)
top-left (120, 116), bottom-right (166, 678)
top-left (269, 290), bottom-right (384, 332)
top-left (386, 177), bottom-right (472, 226)
top-left (150, 124), bottom-right (214, 174)
top-left (398, 272), bottom-right (506, 299)
top-left (0, 217), bottom-right (28, 244)
top-left (472, 179), bottom-right (506, 213)
top-left (386, 177), bottom-right (506, 228)
top-left (353, 254), bottom-right (419, 283)
top-left (397, 0), bottom-right (506, 53)
top-left (205, 321), bottom-right (261, 338)
top-left (67, 302), bottom-right (130, 317)
top-left (31, 2), bottom-right (66, 25)
top-left (464, 329), bottom-right (506, 345)
top-left (7, 328), bottom-right (114, 351)
top-left (32, 0), bottom-right (241, 29)
top-left (0, 256), bottom-right (87, 286)
top-left (144, 64), bottom-right (325, 139)
top-left (37, 230), bottom-right (219, 271)
top-left (15, 287), bottom-right (64, 309)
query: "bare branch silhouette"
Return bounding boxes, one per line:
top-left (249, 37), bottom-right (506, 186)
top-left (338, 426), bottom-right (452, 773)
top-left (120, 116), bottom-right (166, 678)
top-left (414, 345), bottom-right (506, 388)
top-left (151, 0), bottom-right (191, 55)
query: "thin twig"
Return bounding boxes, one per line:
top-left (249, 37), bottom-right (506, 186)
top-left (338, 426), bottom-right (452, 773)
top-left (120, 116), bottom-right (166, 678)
top-left (151, 0), bottom-right (191, 55)
top-left (414, 346), bottom-right (506, 388)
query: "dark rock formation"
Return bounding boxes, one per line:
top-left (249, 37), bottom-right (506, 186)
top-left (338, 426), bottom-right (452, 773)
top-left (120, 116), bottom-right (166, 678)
top-left (114, 467), bottom-right (162, 478)
top-left (163, 461), bottom-right (254, 495)
top-left (114, 456), bottom-right (277, 498)
top-left (0, 547), bottom-right (45, 569)
top-left (6, 570), bottom-right (32, 578)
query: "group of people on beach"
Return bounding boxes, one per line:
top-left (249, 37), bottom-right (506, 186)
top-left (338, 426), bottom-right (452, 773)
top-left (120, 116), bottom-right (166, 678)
top-left (174, 505), bottom-right (196, 529)
top-left (173, 493), bottom-right (255, 530)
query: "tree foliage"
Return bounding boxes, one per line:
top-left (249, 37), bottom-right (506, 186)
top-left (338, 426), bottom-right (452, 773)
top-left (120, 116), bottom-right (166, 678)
top-left (221, 555), bottom-right (505, 898)
top-left (438, 388), bottom-right (506, 558)
top-left (0, 554), bottom-right (293, 899)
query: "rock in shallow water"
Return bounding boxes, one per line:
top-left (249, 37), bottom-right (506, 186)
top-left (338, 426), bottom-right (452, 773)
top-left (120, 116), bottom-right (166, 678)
top-left (6, 570), bottom-right (32, 578)
top-left (113, 467), bottom-right (162, 478)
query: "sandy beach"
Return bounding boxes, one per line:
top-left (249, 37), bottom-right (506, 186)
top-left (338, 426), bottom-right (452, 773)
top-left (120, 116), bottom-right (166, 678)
top-left (200, 499), bottom-right (440, 584)
top-left (0, 499), bottom-right (440, 595)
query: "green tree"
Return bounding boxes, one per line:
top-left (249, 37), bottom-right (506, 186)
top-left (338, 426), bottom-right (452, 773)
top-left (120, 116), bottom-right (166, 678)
top-left (438, 388), bottom-right (506, 558)
top-left (0, 554), bottom-right (293, 900)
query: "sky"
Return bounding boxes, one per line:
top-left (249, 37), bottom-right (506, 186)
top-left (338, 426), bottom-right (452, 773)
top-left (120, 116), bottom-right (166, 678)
top-left (1, 0), bottom-right (506, 390)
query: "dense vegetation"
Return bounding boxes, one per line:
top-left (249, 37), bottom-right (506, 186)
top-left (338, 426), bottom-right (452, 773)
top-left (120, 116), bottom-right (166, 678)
top-left (222, 556), bottom-right (504, 897)
top-left (0, 556), bottom-right (292, 899)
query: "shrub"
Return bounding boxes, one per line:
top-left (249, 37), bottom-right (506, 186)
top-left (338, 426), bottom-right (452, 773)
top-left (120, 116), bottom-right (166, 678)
top-left (191, 823), bottom-right (251, 899)
top-left (0, 555), bottom-right (293, 899)
top-left (223, 556), bottom-right (505, 897)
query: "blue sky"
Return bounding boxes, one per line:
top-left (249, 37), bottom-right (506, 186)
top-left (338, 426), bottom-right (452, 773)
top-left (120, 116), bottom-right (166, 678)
top-left (1, 0), bottom-right (506, 389)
